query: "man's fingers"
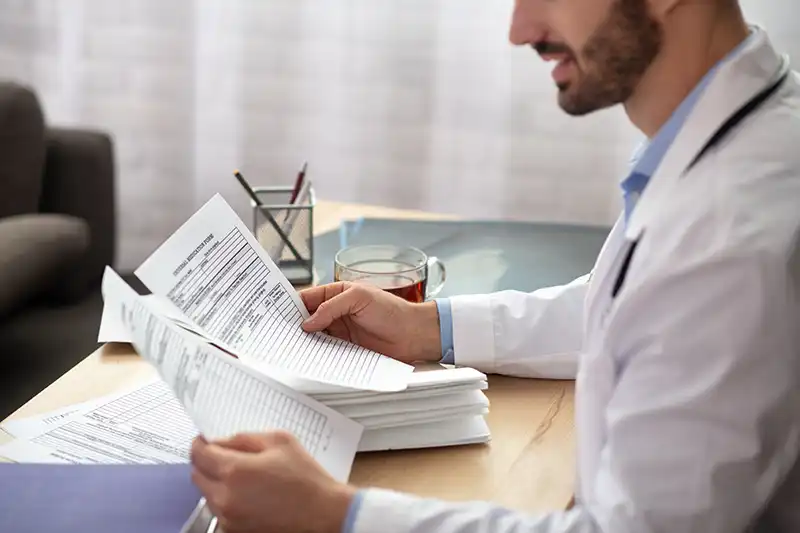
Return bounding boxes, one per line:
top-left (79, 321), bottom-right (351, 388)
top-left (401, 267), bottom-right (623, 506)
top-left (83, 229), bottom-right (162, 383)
top-left (299, 282), bottom-right (348, 313)
top-left (191, 468), bottom-right (223, 508)
top-left (190, 469), bottom-right (240, 533)
top-left (258, 429), bottom-right (299, 448)
top-left (196, 431), bottom-right (298, 461)
top-left (191, 436), bottom-right (245, 480)
top-left (213, 433), bottom-right (270, 453)
top-left (302, 285), bottom-right (364, 331)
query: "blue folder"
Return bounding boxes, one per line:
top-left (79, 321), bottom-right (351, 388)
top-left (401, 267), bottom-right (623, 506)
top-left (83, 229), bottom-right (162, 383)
top-left (0, 463), bottom-right (201, 533)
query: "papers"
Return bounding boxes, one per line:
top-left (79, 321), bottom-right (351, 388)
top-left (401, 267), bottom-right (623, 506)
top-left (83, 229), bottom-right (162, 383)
top-left (1, 401), bottom-right (95, 438)
top-left (340, 369), bottom-right (490, 439)
top-left (1, 381), bottom-right (189, 443)
top-left (3, 192), bottom-right (492, 477)
top-left (340, 367), bottom-right (491, 445)
top-left (337, 389), bottom-right (489, 424)
top-left (0, 380), bottom-right (194, 465)
top-left (96, 268), bottom-right (363, 481)
top-left (358, 416), bottom-right (491, 452)
top-left (134, 194), bottom-right (413, 392)
top-left (98, 294), bottom-right (194, 343)
top-left (2, 368), bottom-right (491, 466)
top-left (313, 367), bottom-right (489, 403)
top-left (97, 294), bottom-right (128, 342)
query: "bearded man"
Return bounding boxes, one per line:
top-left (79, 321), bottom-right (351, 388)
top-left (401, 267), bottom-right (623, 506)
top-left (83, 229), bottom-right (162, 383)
top-left (189, 1), bottom-right (800, 532)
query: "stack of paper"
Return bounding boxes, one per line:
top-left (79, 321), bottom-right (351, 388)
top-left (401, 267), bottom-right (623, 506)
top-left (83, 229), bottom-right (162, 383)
top-left (0, 194), bottom-right (490, 479)
top-left (276, 366), bottom-right (490, 452)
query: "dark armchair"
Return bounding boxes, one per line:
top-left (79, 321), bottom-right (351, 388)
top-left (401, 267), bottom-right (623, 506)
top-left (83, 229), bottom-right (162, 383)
top-left (0, 81), bottom-right (116, 418)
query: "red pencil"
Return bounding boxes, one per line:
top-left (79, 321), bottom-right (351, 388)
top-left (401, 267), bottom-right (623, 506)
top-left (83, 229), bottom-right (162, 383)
top-left (289, 161), bottom-right (308, 204)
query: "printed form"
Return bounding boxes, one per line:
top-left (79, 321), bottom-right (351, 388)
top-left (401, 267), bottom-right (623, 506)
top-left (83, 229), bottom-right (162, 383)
top-left (108, 268), bottom-right (361, 481)
top-left (2, 402), bottom-right (94, 437)
top-left (0, 380), bottom-right (194, 464)
top-left (134, 194), bottom-right (412, 392)
top-left (97, 293), bottom-right (198, 343)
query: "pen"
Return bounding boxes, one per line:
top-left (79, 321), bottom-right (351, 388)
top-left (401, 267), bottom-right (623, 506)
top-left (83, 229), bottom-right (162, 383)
top-left (289, 161), bottom-right (308, 204)
top-left (232, 169), bottom-right (304, 262)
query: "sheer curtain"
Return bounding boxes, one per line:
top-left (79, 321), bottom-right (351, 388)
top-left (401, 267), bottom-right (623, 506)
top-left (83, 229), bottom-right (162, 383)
top-left (0, 0), bottom-right (794, 271)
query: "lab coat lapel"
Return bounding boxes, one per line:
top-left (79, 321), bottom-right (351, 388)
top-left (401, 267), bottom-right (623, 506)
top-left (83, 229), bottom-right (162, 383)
top-left (583, 217), bottom-right (625, 333)
top-left (624, 29), bottom-right (787, 241)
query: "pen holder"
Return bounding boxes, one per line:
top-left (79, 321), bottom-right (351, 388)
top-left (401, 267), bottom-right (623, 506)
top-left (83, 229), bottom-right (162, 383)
top-left (251, 185), bottom-right (315, 286)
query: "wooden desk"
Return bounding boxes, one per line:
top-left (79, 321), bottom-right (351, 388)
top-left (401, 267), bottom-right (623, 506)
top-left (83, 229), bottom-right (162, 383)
top-left (0, 200), bottom-right (576, 514)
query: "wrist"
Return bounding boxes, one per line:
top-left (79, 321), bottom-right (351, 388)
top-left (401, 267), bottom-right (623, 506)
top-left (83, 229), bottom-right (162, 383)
top-left (408, 300), bottom-right (442, 363)
top-left (319, 483), bottom-right (357, 533)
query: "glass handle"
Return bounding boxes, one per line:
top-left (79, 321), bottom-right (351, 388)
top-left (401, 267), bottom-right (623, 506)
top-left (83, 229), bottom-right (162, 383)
top-left (425, 256), bottom-right (447, 299)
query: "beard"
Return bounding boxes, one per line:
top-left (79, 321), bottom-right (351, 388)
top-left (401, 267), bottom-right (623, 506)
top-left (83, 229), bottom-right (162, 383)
top-left (542, 0), bottom-right (663, 116)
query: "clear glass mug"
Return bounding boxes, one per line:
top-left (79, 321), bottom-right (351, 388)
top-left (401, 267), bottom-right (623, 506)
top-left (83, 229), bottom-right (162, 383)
top-left (334, 245), bottom-right (446, 303)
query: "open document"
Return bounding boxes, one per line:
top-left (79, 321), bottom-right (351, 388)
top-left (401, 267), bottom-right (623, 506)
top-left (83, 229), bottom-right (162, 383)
top-left (134, 194), bottom-right (412, 392)
top-left (86, 268), bottom-right (361, 481)
top-left (97, 294), bottom-right (196, 343)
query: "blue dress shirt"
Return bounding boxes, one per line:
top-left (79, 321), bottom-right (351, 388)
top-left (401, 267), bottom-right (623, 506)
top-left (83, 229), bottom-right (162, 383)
top-left (341, 31), bottom-right (756, 533)
top-left (437, 298), bottom-right (456, 364)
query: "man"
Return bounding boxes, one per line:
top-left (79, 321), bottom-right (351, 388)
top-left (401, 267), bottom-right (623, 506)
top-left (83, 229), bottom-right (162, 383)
top-left (190, 0), bottom-right (800, 531)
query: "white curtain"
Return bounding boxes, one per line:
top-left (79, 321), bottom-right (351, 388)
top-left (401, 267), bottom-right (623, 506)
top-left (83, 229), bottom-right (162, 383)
top-left (0, 0), bottom-right (796, 271)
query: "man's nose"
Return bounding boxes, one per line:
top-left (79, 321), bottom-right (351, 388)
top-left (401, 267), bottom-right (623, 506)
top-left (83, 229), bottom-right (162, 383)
top-left (509, 0), bottom-right (546, 46)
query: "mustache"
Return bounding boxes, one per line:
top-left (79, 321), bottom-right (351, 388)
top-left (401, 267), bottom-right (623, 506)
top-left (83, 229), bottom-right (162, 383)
top-left (533, 41), bottom-right (574, 57)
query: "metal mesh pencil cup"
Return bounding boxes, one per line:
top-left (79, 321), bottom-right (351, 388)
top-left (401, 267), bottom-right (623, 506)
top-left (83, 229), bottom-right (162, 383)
top-left (250, 185), bottom-right (315, 286)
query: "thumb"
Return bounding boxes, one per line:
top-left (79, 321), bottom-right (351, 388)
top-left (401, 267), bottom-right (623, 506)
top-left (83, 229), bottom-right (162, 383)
top-left (302, 287), bottom-right (366, 332)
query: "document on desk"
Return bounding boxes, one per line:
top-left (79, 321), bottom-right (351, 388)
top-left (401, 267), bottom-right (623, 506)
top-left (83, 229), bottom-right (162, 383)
top-left (0, 380), bottom-right (195, 464)
top-left (134, 193), bottom-right (412, 392)
top-left (1, 399), bottom-right (98, 439)
top-left (99, 268), bottom-right (362, 481)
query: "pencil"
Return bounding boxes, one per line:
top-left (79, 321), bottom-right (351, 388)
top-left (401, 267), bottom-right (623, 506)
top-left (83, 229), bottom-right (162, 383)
top-left (289, 161), bottom-right (308, 204)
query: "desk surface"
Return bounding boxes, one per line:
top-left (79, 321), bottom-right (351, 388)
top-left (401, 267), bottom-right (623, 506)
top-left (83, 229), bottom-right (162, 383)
top-left (0, 200), bottom-right (576, 514)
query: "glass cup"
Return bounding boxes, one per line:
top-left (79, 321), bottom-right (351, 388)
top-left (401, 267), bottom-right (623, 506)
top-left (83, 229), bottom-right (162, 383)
top-left (334, 245), bottom-right (446, 303)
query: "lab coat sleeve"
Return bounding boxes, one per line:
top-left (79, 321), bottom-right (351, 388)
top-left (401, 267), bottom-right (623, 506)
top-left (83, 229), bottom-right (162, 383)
top-left (347, 246), bottom-right (800, 533)
top-left (447, 274), bottom-right (589, 379)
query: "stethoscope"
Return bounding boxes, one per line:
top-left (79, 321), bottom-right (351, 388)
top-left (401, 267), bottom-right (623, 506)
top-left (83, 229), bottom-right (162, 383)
top-left (688, 56), bottom-right (792, 172)
top-left (611, 56), bottom-right (793, 299)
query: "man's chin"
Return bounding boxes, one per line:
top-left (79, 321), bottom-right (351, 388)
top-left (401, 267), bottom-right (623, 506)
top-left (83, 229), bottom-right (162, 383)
top-left (557, 90), bottom-right (607, 117)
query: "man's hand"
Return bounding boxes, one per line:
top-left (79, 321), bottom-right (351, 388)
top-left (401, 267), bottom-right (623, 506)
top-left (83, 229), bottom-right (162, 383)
top-left (300, 281), bottom-right (443, 363)
top-left (190, 431), bottom-right (355, 533)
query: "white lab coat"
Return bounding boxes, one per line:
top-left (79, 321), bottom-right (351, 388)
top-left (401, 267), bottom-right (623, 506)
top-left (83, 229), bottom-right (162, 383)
top-left (350, 28), bottom-right (800, 533)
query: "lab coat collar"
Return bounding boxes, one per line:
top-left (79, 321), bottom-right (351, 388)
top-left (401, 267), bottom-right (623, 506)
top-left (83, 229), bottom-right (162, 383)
top-left (624, 27), bottom-right (787, 240)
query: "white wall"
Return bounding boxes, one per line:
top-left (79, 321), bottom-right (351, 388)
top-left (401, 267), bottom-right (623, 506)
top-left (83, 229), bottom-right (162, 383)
top-left (0, 0), bottom-right (795, 270)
